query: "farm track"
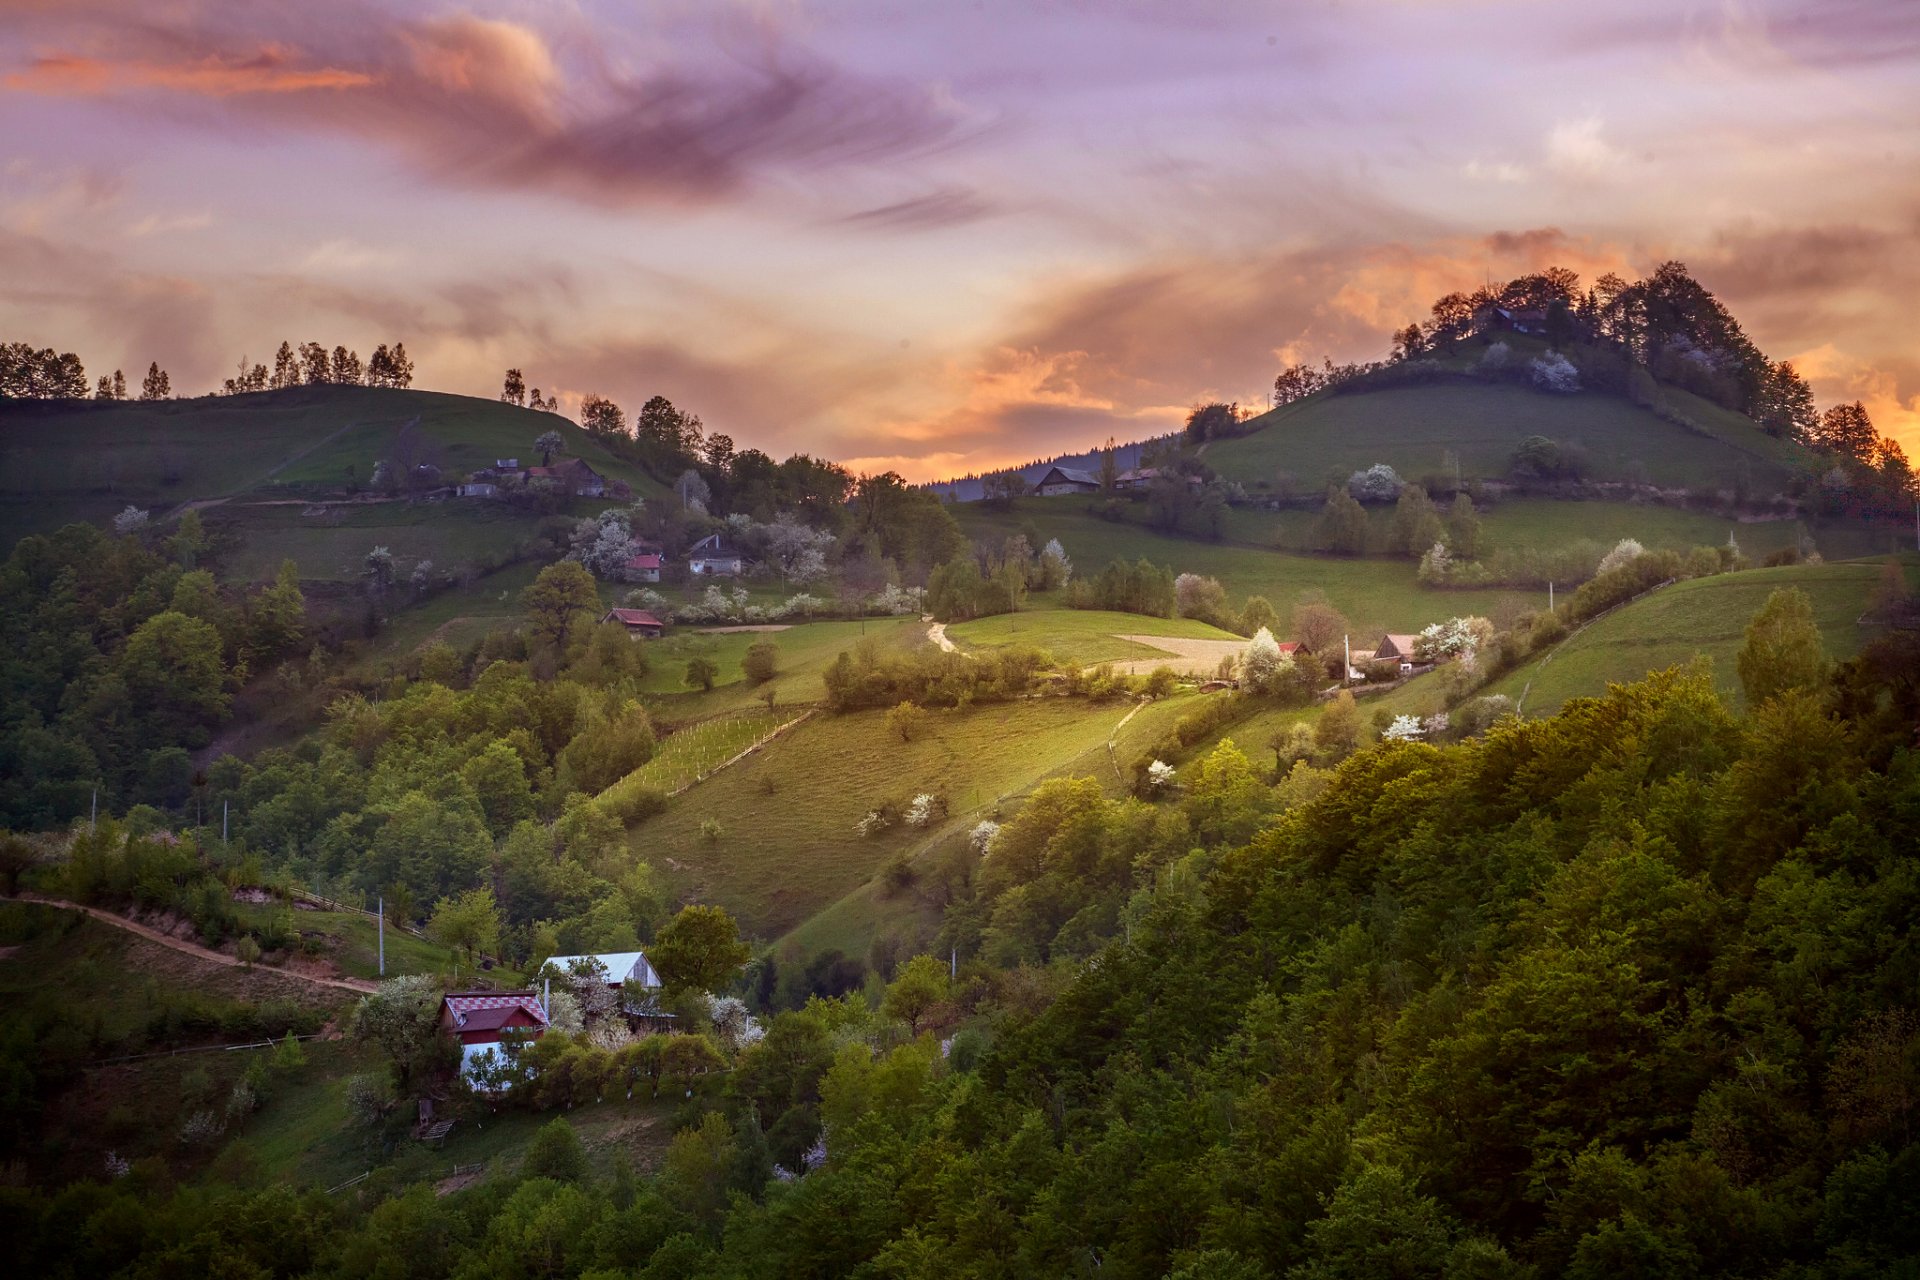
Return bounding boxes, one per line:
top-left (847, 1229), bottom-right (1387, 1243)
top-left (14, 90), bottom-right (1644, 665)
top-left (9, 893), bottom-right (378, 995)
top-left (1108, 634), bottom-right (1246, 676)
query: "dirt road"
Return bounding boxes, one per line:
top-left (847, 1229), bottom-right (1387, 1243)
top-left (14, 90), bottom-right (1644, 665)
top-left (12, 894), bottom-right (378, 995)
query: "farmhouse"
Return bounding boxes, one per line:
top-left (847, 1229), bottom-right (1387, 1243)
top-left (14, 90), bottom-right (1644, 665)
top-left (1372, 633), bottom-right (1420, 670)
top-left (542, 950), bottom-right (663, 994)
top-left (1036, 465), bottom-right (1100, 496)
top-left (442, 991), bottom-right (548, 1080)
top-left (456, 476), bottom-right (498, 497)
top-left (527, 457), bottom-right (607, 498)
top-left (601, 607), bottom-right (665, 638)
top-left (622, 552), bottom-right (662, 583)
top-left (1491, 305), bottom-right (1548, 336)
top-left (689, 532), bottom-right (744, 576)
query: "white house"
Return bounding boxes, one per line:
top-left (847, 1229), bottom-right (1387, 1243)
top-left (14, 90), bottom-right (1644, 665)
top-left (541, 950), bottom-right (663, 992)
top-left (689, 533), bottom-right (744, 576)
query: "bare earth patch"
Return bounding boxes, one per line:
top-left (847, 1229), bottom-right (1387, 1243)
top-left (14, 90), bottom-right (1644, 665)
top-left (1108, 634), bottom-right (1247, 676)
top-left (693, 624), bottom-right (794, 633)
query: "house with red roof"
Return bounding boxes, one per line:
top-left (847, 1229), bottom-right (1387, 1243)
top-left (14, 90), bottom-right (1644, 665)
top-left (600, 607), bottom-right (665, 638)
top-left (441, 991), bottom-right (549, 1081)
top-left (621, 552), bottom-right (662, 583)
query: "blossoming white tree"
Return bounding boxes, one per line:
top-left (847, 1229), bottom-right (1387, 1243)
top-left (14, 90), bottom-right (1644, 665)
top-left (1530, 351), bottom-right (1581, 393)
top-left (1240, 627), bottom-right (1293, 694)
top-left (1382, 714), bottom-right (1425, 742)
top-left (1596, 537), bottom-right (1647, 576)
top-left (1145, 759), bottom-right (1176, 793)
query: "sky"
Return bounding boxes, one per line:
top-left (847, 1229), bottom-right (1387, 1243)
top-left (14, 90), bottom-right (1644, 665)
top-left (2, 0), bottom-right (1916, 479)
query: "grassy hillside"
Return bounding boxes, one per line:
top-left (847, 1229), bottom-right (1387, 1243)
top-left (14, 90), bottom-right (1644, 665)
top-left (955, 499), bottom-right (1548, 634)
top-left (1207, 375), bottom-right (1808, 492)
top-left (638, 696), bottom-right (1157, 938)
top-left (0, 385), bottom-right (667, 550)
top-left (1482, 558), bottom-right (1907, 715)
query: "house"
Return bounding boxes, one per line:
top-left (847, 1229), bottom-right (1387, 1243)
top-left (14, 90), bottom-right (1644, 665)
top-left (495, 457), bottom-right (519, 470)
top-left (689, 532), bottom-right (744, 576)
top-left (1491, 306), bottom-right (1548, 336)
top-left (601, 607), bottom-right (665, 638)
top-left (1035, 465), bottom-right (1100, 496)
top-left (541, 950), bottom-right (663, 994)
top-left (456, 477), bottom-right (498, 497)
top-left (442, 991), bottom-right (548, 1080)
top-left (621, 552), bottom-right (662, 583)
top-left (526, 457), bottom-right (607, 498)
top-left (540, 951), bottom-right (675, 1028)
top-left (1372, 633), bottom-right (1420, 670)
top-left (1115, 467), bottom-right (1203, 492)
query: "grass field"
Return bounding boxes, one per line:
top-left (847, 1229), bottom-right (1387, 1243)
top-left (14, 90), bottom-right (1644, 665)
top-left (955, 500), bottom-right (1548, 635)
top-left (947, 608), bottom-right (1246, 665)
top-left (1207, 377), bottom-right (1807, 492)
top-left (0, 384), bottom-right (666, 544)
top-left (636, 696), bottom-right (1157, 937)
top-left (611, 709), bottom-right (793, 797)
top-left (1482, 559), bottom-right (1902, 715)
top-left (635, 617), bottom-right (926, 716)
top-left (228, 899), bottom-right (488, 983)
top-left (771, 690), bottom-right (1205, 961)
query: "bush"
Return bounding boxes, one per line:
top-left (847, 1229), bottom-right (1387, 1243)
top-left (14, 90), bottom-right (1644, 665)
top-left (742, 641), bottom-right (778, 682)
top-left (1529, 351), bottom-right (1581, 393)
top-left (1347, 464), bottom-right (1404, 503)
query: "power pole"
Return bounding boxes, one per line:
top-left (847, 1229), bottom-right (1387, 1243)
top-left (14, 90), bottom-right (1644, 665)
top-left (90, 787), bottom-right (97, 833)
top-left (222, 801), bottom-right (228, 847)
top-left (1549, 581), bottom-right (1554, 611)
top-left (1343, 634), bottom-right (1350, 686)
top-left (377, 896), bottom-right (385, 977)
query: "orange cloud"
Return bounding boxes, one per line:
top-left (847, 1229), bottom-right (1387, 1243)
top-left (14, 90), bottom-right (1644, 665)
top-left (5, 48), bottom-right (372, 96)
top-left (1790, 343), bottom-right (1920, 457)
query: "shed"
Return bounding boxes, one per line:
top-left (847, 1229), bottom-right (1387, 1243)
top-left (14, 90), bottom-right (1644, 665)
top-left (1372, 633), bottom-right (1420, 667)
top-left (1036, 465), bottom-right (1100, 496)
top-left (601, 607), bottom-right (665, 638)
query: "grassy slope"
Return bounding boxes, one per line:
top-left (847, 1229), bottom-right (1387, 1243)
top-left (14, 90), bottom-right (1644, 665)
top-left (0, 385), bottom-right (668, 561)
top-left (947, 609), bottom-right (1246, 665)
top-left (637, 697), bottom-right (1156, 938)
top-left (955, 499), bottom-right (1548, 636)
top-left (635, 617), bottom-right (926, 718)
top-left (1482, 559), bottom-right (1903, 715)
top-left (1207, 378), bottom-right (1806, 491)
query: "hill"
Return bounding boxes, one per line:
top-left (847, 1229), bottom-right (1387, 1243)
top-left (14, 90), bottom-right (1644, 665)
top-left (0, 385), bottom-right (668, 558)
top-left (1205, 375), bottom-right (1809, 494)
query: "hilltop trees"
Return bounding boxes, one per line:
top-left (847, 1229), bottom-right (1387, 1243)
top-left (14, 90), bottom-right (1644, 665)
top-left (0, 343), bottom-right (88, 398)
top-left (1812, 401), bottom-right (1878, 463)
top-left (580, 394), bottom-right (626, 438)
top-left (139, 362), bottom-right (170, 400)
top-left (501, 368), bottom-right (526, 405)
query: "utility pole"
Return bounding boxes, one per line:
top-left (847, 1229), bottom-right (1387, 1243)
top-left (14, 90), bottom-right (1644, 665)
top-left (90, 787), bottom-right (97, 833)
top-left (377, 896), bottom-right (385, 977)
top-left (1343, 634), bottom-right (1350, 686)
top-left (222, 801), bottom-right (228, 847)
top-left (1549, 581), bottom-right (1554, 611)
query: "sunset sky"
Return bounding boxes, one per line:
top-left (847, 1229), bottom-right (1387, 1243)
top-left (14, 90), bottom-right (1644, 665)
top-left (3, 0), bottom-right (1915, 479)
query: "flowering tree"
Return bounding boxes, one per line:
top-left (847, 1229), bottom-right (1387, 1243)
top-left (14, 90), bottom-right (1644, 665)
top-left (969, 819), bottom-right (1000, 855)
top-left (1347, 463), bottom-right (1404, 503)
top-left (1530, 351), bottom-right (1581, 393)
top-left (1240, 627), bottom-right (1290, 694)
top-left (1415, 615), bottom-right (1495, 666)
top-left (568, 507), bottom-right (642, 578)
top-left (1035, 538), bottom-right (1073, 589)
top-left (1382, 714), bottom-right (1425, 742)
top-left (112, 505), bottom-right (150, 536)
top-left (1145, 760), bottom-right (1176, 794)
top-left (1596, 537), bottom-right (1647, 576)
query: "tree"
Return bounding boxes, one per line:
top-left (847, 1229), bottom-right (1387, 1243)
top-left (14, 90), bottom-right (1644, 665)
top-left (535, 428), bottom-right (565, 466)
top-left (1737, 586), bottom-right (1828, 707)
top-left (650, 904), bottom-right (751, 994)
top-left (332, 346), bottom-right (362, 384)
top-left (271, 342), bottom-right (297, 389)
top-left (140, 362), bottom-right (170, 400)
top-left (389, 342), bottom-right (414, 388)
top-left (1241, 628), bottom-right (1290, 694)
top-left (580, 394), bottom-right (626, 438)
top-left (428, 887), bottom-right (501, 964)
top-left (1185, 402), bottom-right (1238, 443)
top-left (111, 368), bottom-right (126, 399)
top-left (742, 641), bottom-right (778, 683)
top-left (1813, 402), bottom-right (1878, 462)
top-left (299, 342), bottom-right (331, 384)
top-left (349, 975), bottom-right (446, 1092)
top-left (882, 954), bottom-right (950, 1033)
top-left (685, 656), bottom-right (719, 692)
top-left (363, 545), bottom-right (395, 597)
top-left (1292, 599), bottom-right (1349, 657)
top-left (235, 935), bottom-right (261, 970)
top-left (1240, 594), bottom-right (1279, 637)
top-left (1388, 485), bottom-right (1444, 557)
top-left (120, 611), bottom-right (229, 737)
top-left (523, 561), bottom-right (599, 651)
top-left (1312, 485), bottom-right (1370, 554)
top-left (1314, 688), bottom-right (1363, 763)
top-left (501, 368), bottom-right (526, 405)
top-left (1446, 494), bottom-right (1483, 558)
top-left (1035, 538), bottom-right (1073, 590)
top-left (887, 700), bottom-right (928, 742)
top-left (522, 1117), bottom-right (590, 1183)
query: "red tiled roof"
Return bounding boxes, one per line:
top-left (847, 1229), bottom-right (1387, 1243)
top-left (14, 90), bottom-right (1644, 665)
top-left (444, 992), bottom-right (547, 1033)
top-left (1277, 642), bottom-right (1304, 654)
top-left (604, 608), bottom-right (664, 627)
top-left (624, 553), bottom-right (662, 569)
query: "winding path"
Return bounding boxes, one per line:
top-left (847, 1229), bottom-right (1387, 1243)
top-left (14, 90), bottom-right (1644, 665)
top-left (926, 618), bottom-right (958, 653)
top-left (10, 894), bottom-right (377, 995)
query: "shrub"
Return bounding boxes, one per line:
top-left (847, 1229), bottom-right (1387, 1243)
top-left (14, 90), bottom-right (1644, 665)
top-left (886, 701), bottom-right (928, 742)
top-left (1529, 351), bottom-right (1581, 393)
top-left (1454, 694), bottom-right (1517, 738)
top-left (1595, 538), bottom-right (1647, 576)
top-left (742, 641), bottom-right (778, 682)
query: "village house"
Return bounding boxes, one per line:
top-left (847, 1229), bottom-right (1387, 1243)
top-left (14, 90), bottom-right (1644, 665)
top-left (1114, 467), bottom-right (1203, 492)
top-left (527, 456), bottom-right (608, 498)
top-left (600, 607), bottom-right (665, 638)
top-left (689, 532), bottom-right (744, 576)
top-left (541, 950), bottom-right (675, 1029)
top-left (621, 551), bottom-right (662, 583)
top-left (1035, 465), bottom-right (1101, 496)
top-left (456, 475), bottom-right (499, 497)
top-left (1371, 633), bottom-right (1420, 671)
top-left (441, 990), bottom-right (549, 1081)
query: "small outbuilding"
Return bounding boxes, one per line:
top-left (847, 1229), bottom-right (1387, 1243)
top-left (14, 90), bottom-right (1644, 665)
top-left (689, 533), bottom-right (744, 576)
top-left (622, 552), bottom-right (662, 583)
top-left (1372, 633), bottom-right (1420, 670)
top-left (601, 607), bottom-right (665, 638)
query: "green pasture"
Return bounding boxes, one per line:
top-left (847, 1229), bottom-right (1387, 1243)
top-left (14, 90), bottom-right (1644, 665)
top-left (608, 708), bottom-right (791, 798)
top-left (954, 499), bottom-right (1548, 635)
top-left (1483, 559), bottom-right (1899, 715)
top-left (635, 617), bottom-right (926, 715)
top-left (636, 696), bottom-right (1153, 938)
top-left (947, 608), bottom-right (1245, 665)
